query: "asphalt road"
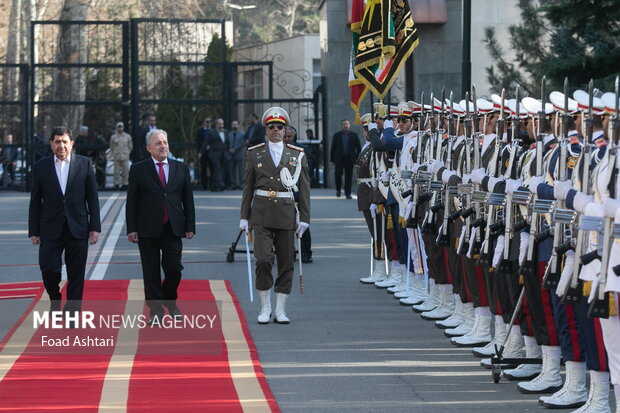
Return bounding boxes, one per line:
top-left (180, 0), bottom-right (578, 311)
top-left (0, 188), bottom-right (573, 412)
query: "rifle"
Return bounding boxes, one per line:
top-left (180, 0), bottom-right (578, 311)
top-left (497, 86), bottom-right (522, 275)
top-left (404, 92), bottom-right (426, 228)
top-left (588, 75), bottom-right (619, 318)
top-left (458, 91), bottom-right (474, 255)
top-left (561, 80), bottom-right (596, 303)
top-left (479, 89), bottom-right (506, 268)
top-left (437, 91), bottom-right (455, 247)
top-left (422, 89), bottom-right (446, 234)
top-left (544, 78), bottom-right (572, 289)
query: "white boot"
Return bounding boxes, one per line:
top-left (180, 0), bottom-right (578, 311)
top-left (375, 262), bottom-right (402, 288)
top-left (274, 293), bottom-right (290, 324)
top-left (444, 302), bottom-right (475, 337)
top-left (394, 272), bottom-right (416, 298)
top-left (400, 275), bottom-right (428, 305)
top-left (570, 370), bottom-right (611, 413)
top-left (539, 361), bottom-right (587, 409)
top-left (360, 259), bottom-right (387, 284)
top-left (502, 335), bottom-right (541, 379)
top-left (451, 312), bottom-right (492, 347)
top-left (412, 281), bottom-right (440, 313)
top-left (517, 345), bottom-right (563, 394)
top-left (421, 284), bottom-right (455, 320)
top-left (435, 295), bottom-right (464, 329)
top-left (257, 290), bottom-right (272, 324)
top-left (387, 268), bottom-right (408, 294)
top-left (472, 316), bottom-right (507, 357)
top-left (481, 328), bottom-right (525, 369)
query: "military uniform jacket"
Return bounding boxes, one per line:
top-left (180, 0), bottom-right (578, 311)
top-left (241, 142), bottom-right (310, 230)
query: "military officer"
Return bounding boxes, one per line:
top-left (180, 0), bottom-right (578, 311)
top-left (240, 107), bottom-right (311, 324)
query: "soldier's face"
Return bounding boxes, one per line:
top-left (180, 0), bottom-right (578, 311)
top-left (146, 133), bottom-right (169, 161)
top-left (266, 122), bottom-right (285, 142)
top-left (50, 134), bottom-right (74, 161)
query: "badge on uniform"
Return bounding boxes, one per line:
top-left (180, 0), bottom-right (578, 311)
top-left (288, 156), bottom-right (298, 167)
top-left (257, 163), bottom-right (263, 168)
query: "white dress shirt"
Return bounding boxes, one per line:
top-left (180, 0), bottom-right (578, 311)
top-left (54, 155), bottom-right (71, 194)
top-left (152, 157), bottom-right (169, 183)
top-left (269, 141), bottom-right (284, 166)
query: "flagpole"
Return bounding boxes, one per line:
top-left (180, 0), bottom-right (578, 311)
top-left (462, 0), bottom-right (472, 98)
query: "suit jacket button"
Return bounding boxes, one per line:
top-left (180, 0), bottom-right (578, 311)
top-left (270, 177), bottom-right (273, 179)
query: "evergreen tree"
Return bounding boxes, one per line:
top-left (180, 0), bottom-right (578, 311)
top-left (484, 0), bottom-right (620, 96)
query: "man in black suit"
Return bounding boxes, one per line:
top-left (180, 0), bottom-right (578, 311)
top-left (196, 117), bottom-right (212, 190)
top-left (330, 119), bottom-right (360, 199)
top-left (134, 114), bottom-right (157, 162)
top-left (28, 126), bottom-right (101, 311)
top-left (126, 129), bottom-right (196, 322)
top-left (202, 118), bottom-right (227, 191)
top-left (246, 113), bottom-right (266, 147)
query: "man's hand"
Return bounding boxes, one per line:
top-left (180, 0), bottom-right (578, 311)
top-left (88, 231), bottom-right (100, 245)
top-left (296, 222), bottom-right (309, 238)
top-left (186, 232), bottom-right (194, 239)
top-left (369, 203), bottom-right (378, 218)
top-left (128, 232), bottom-right (139, 243)
top-left (30, 236), bottom-right (40, 245)
top-left (239, 219), bottom-right (249, 232)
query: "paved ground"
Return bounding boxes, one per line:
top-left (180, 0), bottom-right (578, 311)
top-left (0, 188), bottom-right (573, 412)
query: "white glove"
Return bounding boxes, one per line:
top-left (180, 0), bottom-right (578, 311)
top-left (505, 178), bottom-right (523, 195)
top-left (553, 180), bottom-right (572, 201)
top-left (441, 169), bottom-right (456, 184)
top-left (527, 175), bottom-right (545, 195)
top-left (411, 162), bottom-right (422, 175)
top-left (573, 192), bottom-right (594, 214)
top-left (368, 122), bottom-right (378, 131)
top-left (492, 235), bottom-right (505, 268)
top-left (430, 160), bottom-right (444, 174)
top-left (518, 232), bottom-right (529, 266)
top-left (488, 176), bottom-right (504, 192)
top-left (383, 119), bottom-right (394, 129)
top-left (462, 174), bottom-right (471, 184)
top-left (603, 197), bottom-right (620, 218)
top-left (381, 171), bottom-right (390, 186)
top-left (371, 177), bottom-right (378, 188)
top-left (239, 219), bottom-right (249, 232)
top-left (369, 203), bottom-right (378, 218)
top-left (556, 250), bottom-right (575, 298)
top-left (470, 168), bottom-right (486, 184)
top-left (296, 222), bottom-right (309, 238)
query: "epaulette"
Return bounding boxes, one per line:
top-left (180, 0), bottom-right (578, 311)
top-left (248, 143), bottom-right (266, 151)
top-left (286, 143), bottom-right (304, 152)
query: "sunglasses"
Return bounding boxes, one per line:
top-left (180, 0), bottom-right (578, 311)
top-left (267, 124), bottom-right (284, 130)
top-left (397, 116), bottom-right (411, 123)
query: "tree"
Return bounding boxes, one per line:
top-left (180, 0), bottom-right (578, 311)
top-left (484, 0), bottom-right (620, 96)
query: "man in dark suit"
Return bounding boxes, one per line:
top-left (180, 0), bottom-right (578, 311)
top-left (134, 114), bottom-right (157, 162)
top-left (202, 118), bottom-right (227, 191)
top-left (126, 129), bottom-right (196, 322)
top-left (330, 119), bottom-right (361, 199)
top-left (246, 113), bottom-right (266, 147)
top-left (226, 120), bottom-right (245, 189)
top-left (28, 126), bottom-right (101, 311)
top-left (196, 117), bottom-right (212, 190)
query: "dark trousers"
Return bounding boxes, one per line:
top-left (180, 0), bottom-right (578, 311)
top-left (39, 222), bottom-right (88, 306)
top-left (200, 154), bottom-right (210, 189)
top-left (363, 210), bottom-right (385, 260)
top-left (209, 155), bottom-right (225, 190)
top-left (253, 225), bottom-right (294, 294)
top-left (137, 221), bottom-right (183, 317)
top-left (334, 159), bottom-right (354, 196)
top-left (522, 260), bottom-right (560, 346)
top-left (301, 228), bottom-right (312, 258)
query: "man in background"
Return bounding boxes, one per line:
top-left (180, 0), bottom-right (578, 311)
top-left (109, 122), bottom-right (133, 189)
top-left (202, 118), bottom-right (227, 191)
top-left (196, 117), bottom-right (213, 190)
top-left (330, 119), bottom-right (360, 199)
top-left (227, 120), bottom-right (245, 189)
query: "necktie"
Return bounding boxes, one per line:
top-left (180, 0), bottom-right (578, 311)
top-left (156, 162), bottom-right (169, 223)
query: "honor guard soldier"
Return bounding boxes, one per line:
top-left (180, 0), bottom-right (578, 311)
top-left (240, 107), bottom-right (311, 324)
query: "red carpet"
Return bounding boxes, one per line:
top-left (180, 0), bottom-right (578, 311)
top-left (0, 280), bottom-right (279, 412)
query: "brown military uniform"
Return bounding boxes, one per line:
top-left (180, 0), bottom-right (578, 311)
top-left (241, 142), bottom-right (310, 294)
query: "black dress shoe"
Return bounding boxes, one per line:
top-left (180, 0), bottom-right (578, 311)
top-left (301, 256), bottom-right (313, 263)
top-left (336, 191), bottom-right (341, 198)
top-left (346, 195), bottom-right (352, 199)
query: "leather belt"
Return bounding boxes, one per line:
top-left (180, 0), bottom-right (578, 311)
top-left (254, 189), bottom-right (293, 199)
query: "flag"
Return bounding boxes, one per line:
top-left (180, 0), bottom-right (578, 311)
top-left (349, 0), bottom-right (368, 123)
top-left (353, 0), bottom-right (419, 100)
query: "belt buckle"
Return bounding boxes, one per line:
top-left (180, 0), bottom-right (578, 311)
top-left (268, 190), bottom-right (277, 199)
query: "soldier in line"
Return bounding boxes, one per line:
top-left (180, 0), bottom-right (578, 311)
top-left (240, 107), bottom-right (310, 325)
